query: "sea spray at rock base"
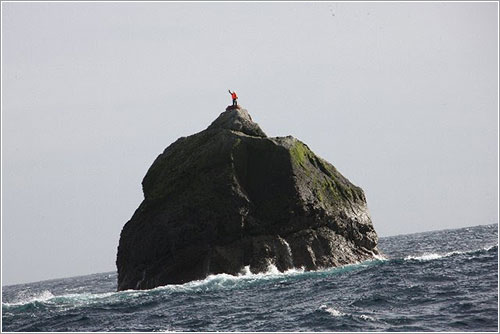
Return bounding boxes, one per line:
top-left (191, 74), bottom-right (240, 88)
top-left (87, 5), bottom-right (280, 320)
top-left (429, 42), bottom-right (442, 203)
top-left (3, 224), bottom-right (497, 332)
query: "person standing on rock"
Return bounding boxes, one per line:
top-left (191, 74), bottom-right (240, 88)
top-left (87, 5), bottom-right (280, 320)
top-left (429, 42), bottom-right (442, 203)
top-left (228, 89), bottom-right (238, 106)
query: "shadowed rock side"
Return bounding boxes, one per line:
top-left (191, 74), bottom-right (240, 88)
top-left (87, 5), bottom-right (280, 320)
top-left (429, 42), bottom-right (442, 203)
top-left (116, 107), bottom-right (379, 291)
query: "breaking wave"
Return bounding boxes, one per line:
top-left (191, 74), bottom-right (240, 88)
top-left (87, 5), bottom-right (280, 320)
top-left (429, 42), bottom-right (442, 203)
top-left (404, 244), bottom-right (498, 262)
top-left (3, 290), bottom-right (55, 307)
top-left (319, 304), bottom-right (345, 317)
top-left (2, 224), bottom-right (497, 332)
top-left (3, 259), bottom-right (387, 311)
top-left (4, 243), bottom-right (494, 311)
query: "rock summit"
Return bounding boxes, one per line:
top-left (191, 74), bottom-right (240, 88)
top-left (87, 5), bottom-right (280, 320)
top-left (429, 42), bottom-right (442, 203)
top-left (116, 106), bottom-right (380, 291)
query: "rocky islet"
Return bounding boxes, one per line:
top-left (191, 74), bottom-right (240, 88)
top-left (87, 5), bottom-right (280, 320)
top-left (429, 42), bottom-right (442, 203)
top-left (116, 106), bottom-right (380, 291)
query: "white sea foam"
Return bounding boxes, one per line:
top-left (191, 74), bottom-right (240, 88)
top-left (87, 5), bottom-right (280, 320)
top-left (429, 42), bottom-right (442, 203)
top-left (319, 306), bottom-right (376, 320)
top-left (51, 291), bottom-right (117, 304)
top-left (3, 290), bottom-right (55, 306)
top-left (162, 262), bottom-right (306, 293)
top-left (3, 289), bottom-right (127, 308)
top-left (152, 329), bottom-right (176, 333)
top-left (359, 314), bottom-right (376, 321)
top-left (484, 244), bottom-right (498, 251)
top-left (3, 259), bottom-right (382, 308)
top-left (319, 304), bottom-right (345, 317)
top-left (153, 258), bottom-right (385, 294)
top-left (371, 253), bottom-right (388, 261)
top-left (404, 250), bottom-right (466, 261)
top-left (404, 244), bottom-right (497, 262)
top-left (404, 253), bottom-right (444, 261)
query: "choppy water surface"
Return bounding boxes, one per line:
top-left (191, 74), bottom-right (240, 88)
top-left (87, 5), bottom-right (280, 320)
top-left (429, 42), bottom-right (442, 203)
top-left (2, 224), bottom-right (498, 332)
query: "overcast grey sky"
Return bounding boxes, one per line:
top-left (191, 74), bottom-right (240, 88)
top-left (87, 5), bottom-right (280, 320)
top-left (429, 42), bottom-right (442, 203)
top-left (2, 2), bottom-right (498, 286)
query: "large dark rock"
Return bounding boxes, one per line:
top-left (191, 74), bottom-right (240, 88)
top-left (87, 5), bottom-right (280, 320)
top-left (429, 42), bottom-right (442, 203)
top-left (116, 106), bottom-right (380, 291)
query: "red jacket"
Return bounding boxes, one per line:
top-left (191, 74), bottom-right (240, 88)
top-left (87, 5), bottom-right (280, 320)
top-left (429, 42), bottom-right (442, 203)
top-left (231, 92), bottom-right (238, 100)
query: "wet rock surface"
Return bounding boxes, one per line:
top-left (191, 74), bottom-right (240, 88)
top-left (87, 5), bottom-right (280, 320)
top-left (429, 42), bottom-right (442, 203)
top-left (116, 107), bottom-right (379, 291)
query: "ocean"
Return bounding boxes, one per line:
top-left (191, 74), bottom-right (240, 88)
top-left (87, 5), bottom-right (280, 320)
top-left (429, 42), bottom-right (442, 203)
top-left (2, 223), bottom-right (498, 332)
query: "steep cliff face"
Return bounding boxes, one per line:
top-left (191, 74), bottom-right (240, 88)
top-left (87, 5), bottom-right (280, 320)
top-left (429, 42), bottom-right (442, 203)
top-left (116, 106), bottom-right (379, 291)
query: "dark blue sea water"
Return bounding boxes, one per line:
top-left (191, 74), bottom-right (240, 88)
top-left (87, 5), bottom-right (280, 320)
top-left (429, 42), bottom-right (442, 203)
top-left (2, 224), bottom-right (498, 332)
